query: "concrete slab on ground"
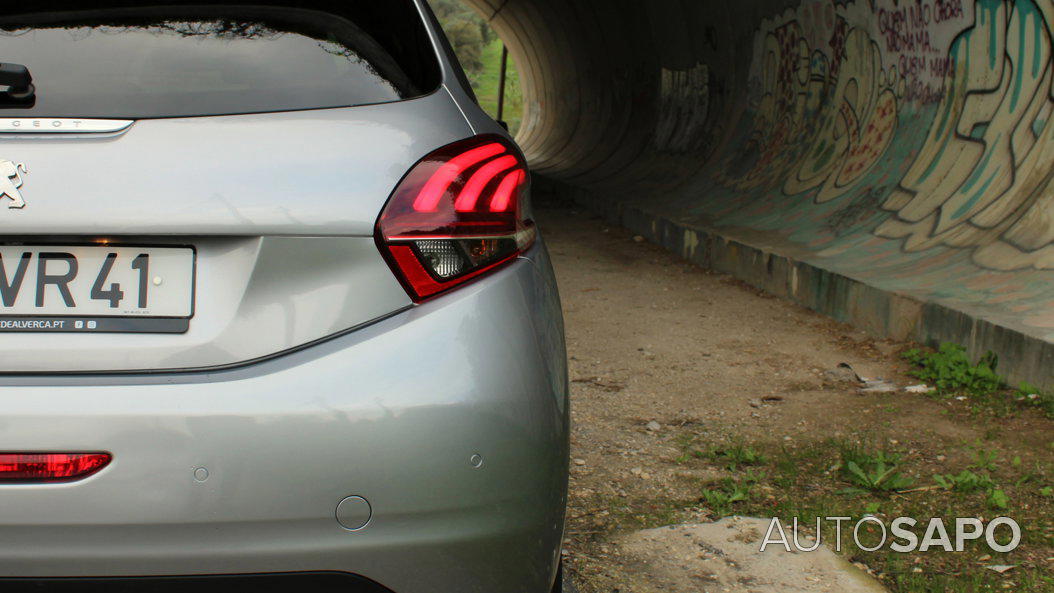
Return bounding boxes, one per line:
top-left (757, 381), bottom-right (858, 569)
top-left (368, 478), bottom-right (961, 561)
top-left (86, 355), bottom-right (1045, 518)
top-left (620, 517), bottom-right (887, 593)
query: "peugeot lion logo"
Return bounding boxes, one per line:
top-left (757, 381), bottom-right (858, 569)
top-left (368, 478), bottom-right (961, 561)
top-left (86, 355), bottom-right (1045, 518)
top-left (0, 159), bottom-right (27, 209)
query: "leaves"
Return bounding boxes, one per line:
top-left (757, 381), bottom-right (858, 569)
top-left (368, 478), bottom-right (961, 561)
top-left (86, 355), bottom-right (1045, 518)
top-left (933, 470), bottom-right (994, 493)
top-left (1017, 382), bottom-right (1054, 419)
top-left (840, 452), bottom-right (914, 492)
top-left (428, 0), bottom-right (488, 78)
top-left (970, 445), bottom-right (999, 472)
top-left (704, 444), bottom-right (768, 471)
top-left (901, 343), bottom-right (1003, 396)
top-left (700, 481), bottom-right (751, 514)
top-left (678, 442), bottom-right (768, 470)
top-left (987, 488), bottom-right (1010, 509)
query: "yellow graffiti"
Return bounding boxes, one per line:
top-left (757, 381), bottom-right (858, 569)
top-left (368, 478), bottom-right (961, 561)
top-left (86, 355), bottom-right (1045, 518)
top-left (877, 1), bottom-right (1054, 270)
top-left (721, 18), bottom-right (902, 202)
top-left (786, 28), bottom-right (901, 201)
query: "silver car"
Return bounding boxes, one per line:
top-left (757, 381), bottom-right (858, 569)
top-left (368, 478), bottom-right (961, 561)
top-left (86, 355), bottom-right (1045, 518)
top-left (0, 2), bottom-right (568, 592)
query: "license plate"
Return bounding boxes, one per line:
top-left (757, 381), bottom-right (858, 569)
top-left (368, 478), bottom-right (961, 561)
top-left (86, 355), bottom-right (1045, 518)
top-left (0, 244), bottom-right (195, 333)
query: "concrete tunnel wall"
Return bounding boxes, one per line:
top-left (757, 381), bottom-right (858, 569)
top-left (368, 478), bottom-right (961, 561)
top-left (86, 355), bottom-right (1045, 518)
top-left (462, 0), bottom-right (1054, 389)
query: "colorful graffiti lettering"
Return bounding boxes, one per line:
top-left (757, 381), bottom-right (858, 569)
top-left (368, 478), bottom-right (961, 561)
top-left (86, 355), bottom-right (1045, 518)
top-left (878, 0), bottom-right (1054, 270)
top-left (719, 6), bottom-right (903, 203)
top-left (719, 0), bottom-right (1054, 271)
top-left (784, 28), bottom-right (901, 201)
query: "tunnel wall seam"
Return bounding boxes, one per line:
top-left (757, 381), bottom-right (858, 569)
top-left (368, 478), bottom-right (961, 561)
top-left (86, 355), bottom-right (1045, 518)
top-left (541, 177), bottom-right (1054, 391)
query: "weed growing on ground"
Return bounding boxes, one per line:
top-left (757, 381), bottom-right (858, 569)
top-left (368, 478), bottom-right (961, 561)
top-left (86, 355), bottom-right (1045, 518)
top-left (835, 444), bottom-right (914, 493)
top-left (676, 439), bottom-right (767, 470)
top-left (987, 488), bottom-right (1009, 509)
top-left (1018, 382), bottom-right (1054, 418)
top-left (901, 343), bottom-right (1001, 396)
top-left (932, 469), bottom-right (994, 493)
top-left (704, 444), bottom-right (767, 470)
top-left (902, 343), bottom-right (1054, 418)
top-left (601, 495), bottom-right (691, 531)
top-left (699, 479), bottom-right (750, 515)
top-left (969, 443), bottom-right (1000, 472)
top-left (666, 433), bottom-right (1054, 593)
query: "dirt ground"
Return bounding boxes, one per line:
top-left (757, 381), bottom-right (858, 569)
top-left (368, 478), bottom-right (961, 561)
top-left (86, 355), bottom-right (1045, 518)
top-left (535, 202), bottom-right (1054, 593)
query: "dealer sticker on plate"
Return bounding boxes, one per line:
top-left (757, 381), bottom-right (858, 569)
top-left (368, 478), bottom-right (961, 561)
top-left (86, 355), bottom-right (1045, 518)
top-left (0, 244), bottom-right (195, 333)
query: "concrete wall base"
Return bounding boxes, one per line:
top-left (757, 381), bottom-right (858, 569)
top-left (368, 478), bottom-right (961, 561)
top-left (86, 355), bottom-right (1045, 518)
top-left (539, 177), bottom-right (1054, 391)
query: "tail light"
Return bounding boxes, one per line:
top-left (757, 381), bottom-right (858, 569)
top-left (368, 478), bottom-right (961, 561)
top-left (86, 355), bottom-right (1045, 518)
top-left (376, 135), bottom-right (535, 301)
top-left (0, 452), bottom-right (111, 482)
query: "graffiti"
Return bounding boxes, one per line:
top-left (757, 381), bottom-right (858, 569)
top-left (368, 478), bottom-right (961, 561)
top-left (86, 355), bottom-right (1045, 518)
top-left (877, 6), bottom-right (939, 53)
top-left (654, 63), bottom-right (711, 153)
top-left (712, 0), bottom-right (1054, 270)
top-left (785, 29), bottom-right (900, 201)
top-left (877, 0), bottom-right (1054, 270)
top-left (718, 7), bottom-right (903, 203)
top-left (877, 0), bottom-right (971, 103)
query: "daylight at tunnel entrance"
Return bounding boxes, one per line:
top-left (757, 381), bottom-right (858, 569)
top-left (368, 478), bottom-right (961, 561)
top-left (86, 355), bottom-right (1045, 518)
top-left (451, 0), bottom-right (1054, 388)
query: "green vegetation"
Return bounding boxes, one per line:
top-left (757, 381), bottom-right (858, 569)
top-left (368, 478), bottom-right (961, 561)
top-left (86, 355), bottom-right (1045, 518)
top-left (677, 441), bottom-right (767, 470)
top-left (699, 480), bottom-right (750, 515)
top-left (970, 444), bottom-right (999, 472)
top-left (624, 368), bottom-right (1054, 592)
top-left (602, 496), bottom-right (691, 531)
top-left (933, 469), bottom-right (994, 493)
top-left (427, 0), bottom-right (492, 74)
top-left (473, 37), bottom-right (523, 134)
top-left (659, 433), bottom-right (1054, 593)
top-left (427, 0), bottom-right (524, 134)
top-left (836, 446), bottom-right (915, 493)
top-left (902, 342), bottom-right (1054, 418)
top-left (901, 343), bottom-right (1001, 396)
top-left (1018, 382), bottom-right (1054, 418)
top-left (987, 488), bottom-right (1009, 510)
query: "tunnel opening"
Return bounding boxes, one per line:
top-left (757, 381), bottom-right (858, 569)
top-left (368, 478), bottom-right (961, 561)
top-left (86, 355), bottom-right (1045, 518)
top-left (428, 0), bottom-right (526, 135)
top-left (435, 0), bottom-right (1054, 389)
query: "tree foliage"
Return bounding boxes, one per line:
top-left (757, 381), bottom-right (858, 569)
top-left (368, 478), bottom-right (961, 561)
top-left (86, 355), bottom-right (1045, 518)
top-left (426, 0), bottom-right (523, 133)
top-left (428, 0), bottom-right (487, 80)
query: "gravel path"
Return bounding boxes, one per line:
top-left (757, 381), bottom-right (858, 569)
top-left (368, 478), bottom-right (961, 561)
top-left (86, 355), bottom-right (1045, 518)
top-left (537, 202), bottom-right (1052, 592)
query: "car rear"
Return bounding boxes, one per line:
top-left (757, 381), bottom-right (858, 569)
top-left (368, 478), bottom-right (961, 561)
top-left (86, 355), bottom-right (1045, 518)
top-left (0, 2), bottom-right (568, 592)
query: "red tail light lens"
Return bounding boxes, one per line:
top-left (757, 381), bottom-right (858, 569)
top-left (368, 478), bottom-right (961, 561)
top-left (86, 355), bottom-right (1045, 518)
top-left (377, 135), bottom-right (535, 301)
top-left (0, 452), bottom-right (111, 482)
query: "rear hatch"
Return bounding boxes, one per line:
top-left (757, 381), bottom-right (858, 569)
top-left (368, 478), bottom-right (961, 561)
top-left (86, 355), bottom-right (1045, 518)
top-left (0, 1), bottom-right (470, 372)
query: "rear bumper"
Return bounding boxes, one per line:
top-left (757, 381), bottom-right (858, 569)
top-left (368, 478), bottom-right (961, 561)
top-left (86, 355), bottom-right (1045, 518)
top-left (0, 250), bottom-right (569, 593)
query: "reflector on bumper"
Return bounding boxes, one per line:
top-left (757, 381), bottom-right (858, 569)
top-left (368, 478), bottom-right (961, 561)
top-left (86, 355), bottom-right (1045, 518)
top-left (0, 452), bottom-right (111, 482)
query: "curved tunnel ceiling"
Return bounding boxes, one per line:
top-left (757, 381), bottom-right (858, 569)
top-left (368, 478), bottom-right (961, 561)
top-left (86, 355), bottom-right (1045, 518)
top-left (463, 0), bottom-right (1054, 385)
top-left (465, 0), bottom-right (750, 186)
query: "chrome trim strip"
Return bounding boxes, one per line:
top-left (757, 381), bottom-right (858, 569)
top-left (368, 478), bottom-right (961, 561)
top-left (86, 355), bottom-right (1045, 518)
top-left (0, 118), bottom-right (134, 133)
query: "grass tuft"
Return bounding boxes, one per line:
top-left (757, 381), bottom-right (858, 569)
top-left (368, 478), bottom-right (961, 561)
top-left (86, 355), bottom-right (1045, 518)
top-left (668, 433), bottom-right (1054, 593)
top-left (902, 343), bottom-right (1054, 418)
top-left (901, 343), bottom-right (1001, 396)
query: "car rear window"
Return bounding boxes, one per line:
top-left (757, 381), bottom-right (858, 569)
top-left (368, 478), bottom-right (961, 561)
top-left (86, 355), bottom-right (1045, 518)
top-left (0, 1), bottom-right (442, 118)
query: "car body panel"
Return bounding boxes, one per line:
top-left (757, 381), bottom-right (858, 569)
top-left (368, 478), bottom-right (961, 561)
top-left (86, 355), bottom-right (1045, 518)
top-left (0, 255), bottom-right (568, 593)
top-left (0, 236), bottom-right (411, 373)
top-left (0, 1), bottom-right (569, 591)
top-left (0, 92), bottom-right (471, 237)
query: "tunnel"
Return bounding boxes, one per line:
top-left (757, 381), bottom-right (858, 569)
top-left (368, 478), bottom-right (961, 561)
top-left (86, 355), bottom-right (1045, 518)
top-left (458, 0), bottom-right (1054, 388)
